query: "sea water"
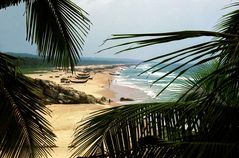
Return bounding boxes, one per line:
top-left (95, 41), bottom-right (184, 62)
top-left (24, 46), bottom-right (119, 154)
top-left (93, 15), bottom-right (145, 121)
top-left (111, 62), bottom-right (190, 103)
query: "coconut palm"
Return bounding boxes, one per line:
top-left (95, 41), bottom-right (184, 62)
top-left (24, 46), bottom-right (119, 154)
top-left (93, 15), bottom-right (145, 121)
top-left (71, 2), bottom-right (239, 158)
top-left (0, 0), bottom-right (90, 157)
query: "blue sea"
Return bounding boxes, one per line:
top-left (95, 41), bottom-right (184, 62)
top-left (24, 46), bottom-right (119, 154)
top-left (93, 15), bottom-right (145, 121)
top-left (111, 62), bottom-right (190, 103)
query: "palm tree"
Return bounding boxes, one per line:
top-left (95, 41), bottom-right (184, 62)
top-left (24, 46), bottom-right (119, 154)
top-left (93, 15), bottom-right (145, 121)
top-left (71, 2), bottom-right (239, 158)
top-left (0, 0), bottom-right (90, 157)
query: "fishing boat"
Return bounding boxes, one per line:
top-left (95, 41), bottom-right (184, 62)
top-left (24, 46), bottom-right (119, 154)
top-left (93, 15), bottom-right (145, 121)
top-left (77, 72), bottom-right (90, 76)
top-left (75, 74), bottom-right (90, 79)
top-left (70, 78), bottom-right (89, 83)
top-left (109, 71), bottom-right (120, 76)
top-left (76, 72), bottom-right (90, 79)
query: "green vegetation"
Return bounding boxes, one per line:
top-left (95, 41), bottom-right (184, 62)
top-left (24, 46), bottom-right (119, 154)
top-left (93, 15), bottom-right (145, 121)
top-left (6, 52), bottom-right (53, 67)
top-left (17, 57), bottom-right (53, 74)
top-left (18, 57), bottom-right (51, 68)
top-left (70, 2), bottom-right (239, 158)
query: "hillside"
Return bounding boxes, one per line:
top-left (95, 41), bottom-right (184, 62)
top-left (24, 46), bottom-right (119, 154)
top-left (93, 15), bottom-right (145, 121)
top-left (6, 52), bottom-right (140, 69)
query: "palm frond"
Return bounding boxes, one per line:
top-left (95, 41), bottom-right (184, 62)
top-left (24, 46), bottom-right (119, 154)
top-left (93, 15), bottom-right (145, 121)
top-left (0, 53), bottom-right (56, 158)
top-left (98, 31), bottom-right (237, 53)
top-left (178, 60), bottom-right (220, 101)
top-left (70, 102), bottom-right (187, 157)
top-left (25, 0), bottom-right (91, 70)
top-left (100, 31), bottom-right (239, 98)
top-left (71, 99), bottom-right (239, 157)
top-left (97, 3), bottom-right (239, 96)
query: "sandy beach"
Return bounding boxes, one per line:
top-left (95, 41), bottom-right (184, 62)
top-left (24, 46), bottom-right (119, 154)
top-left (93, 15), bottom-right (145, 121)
top-left (26, 65), bottom-right (124, 157)
top-left (45, 104), bottom-right (112, 158)
top-left (26, 65), bottom-right (118, 99)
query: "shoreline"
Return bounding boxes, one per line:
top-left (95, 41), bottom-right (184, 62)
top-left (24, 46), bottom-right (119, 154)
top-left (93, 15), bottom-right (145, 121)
top-left (110, 84), bottom-right (151, 103)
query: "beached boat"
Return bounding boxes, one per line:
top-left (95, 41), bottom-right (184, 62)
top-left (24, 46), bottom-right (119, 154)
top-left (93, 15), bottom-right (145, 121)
top-left (77, 72), bottom-right (90, 76)
top-left (76, 72), bottom-right (90, 79)
top-left (109, 72), bottom-right (120, 76)
top-left (75, 74), bottom-right (90, 79)
top-left (70, 78), bottom-right (88, 83)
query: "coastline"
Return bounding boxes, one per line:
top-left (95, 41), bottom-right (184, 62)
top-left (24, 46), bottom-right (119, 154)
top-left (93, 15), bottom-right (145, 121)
top-left (26, 64), bottom-right (136, 157)
top-left (24, 63), bottom-right (184, 157)
top-left (25, 64), bottom-right (158, 157)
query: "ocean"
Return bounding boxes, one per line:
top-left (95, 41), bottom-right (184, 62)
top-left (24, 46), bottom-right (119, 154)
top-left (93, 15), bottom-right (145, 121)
top-left (111, 62), bottom-right (190, 103)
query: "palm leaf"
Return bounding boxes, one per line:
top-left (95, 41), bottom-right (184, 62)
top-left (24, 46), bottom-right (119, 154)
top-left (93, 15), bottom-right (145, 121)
top-left (1, 0), bottom-right (91, 70)
top-left (70, 99), bottom-right (239, 157)
top-left (98, 31), bottom-right (237, 54)
top-left (0, 53), bottom-right (56, 158)
top-left (25, 0), bottom-right (91, 70)
top-left (70, 102), bottom-right (186, 157)
top-left (100, 31), bottom-right (238, 99)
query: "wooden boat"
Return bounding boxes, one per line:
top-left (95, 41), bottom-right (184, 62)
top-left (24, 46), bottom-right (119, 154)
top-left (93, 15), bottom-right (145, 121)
top-left (70, 78), bottom-right (88, 83)
top-left (109, 72), bottom-right (120, 76)
top-left (75, 74), bottom-right (90, 79)
top-left (76, 72), bottom-right (90, 79)
top-left (77, 72), bottom-right (90, 76)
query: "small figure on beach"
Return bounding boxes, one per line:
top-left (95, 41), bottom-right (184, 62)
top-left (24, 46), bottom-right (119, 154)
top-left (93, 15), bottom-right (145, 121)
top-left (108, 79), bottom-right (111, 88)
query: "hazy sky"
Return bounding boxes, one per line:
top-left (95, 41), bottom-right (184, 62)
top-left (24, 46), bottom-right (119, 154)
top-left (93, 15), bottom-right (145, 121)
top-left (0, 0), bottom-right (232, 60)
